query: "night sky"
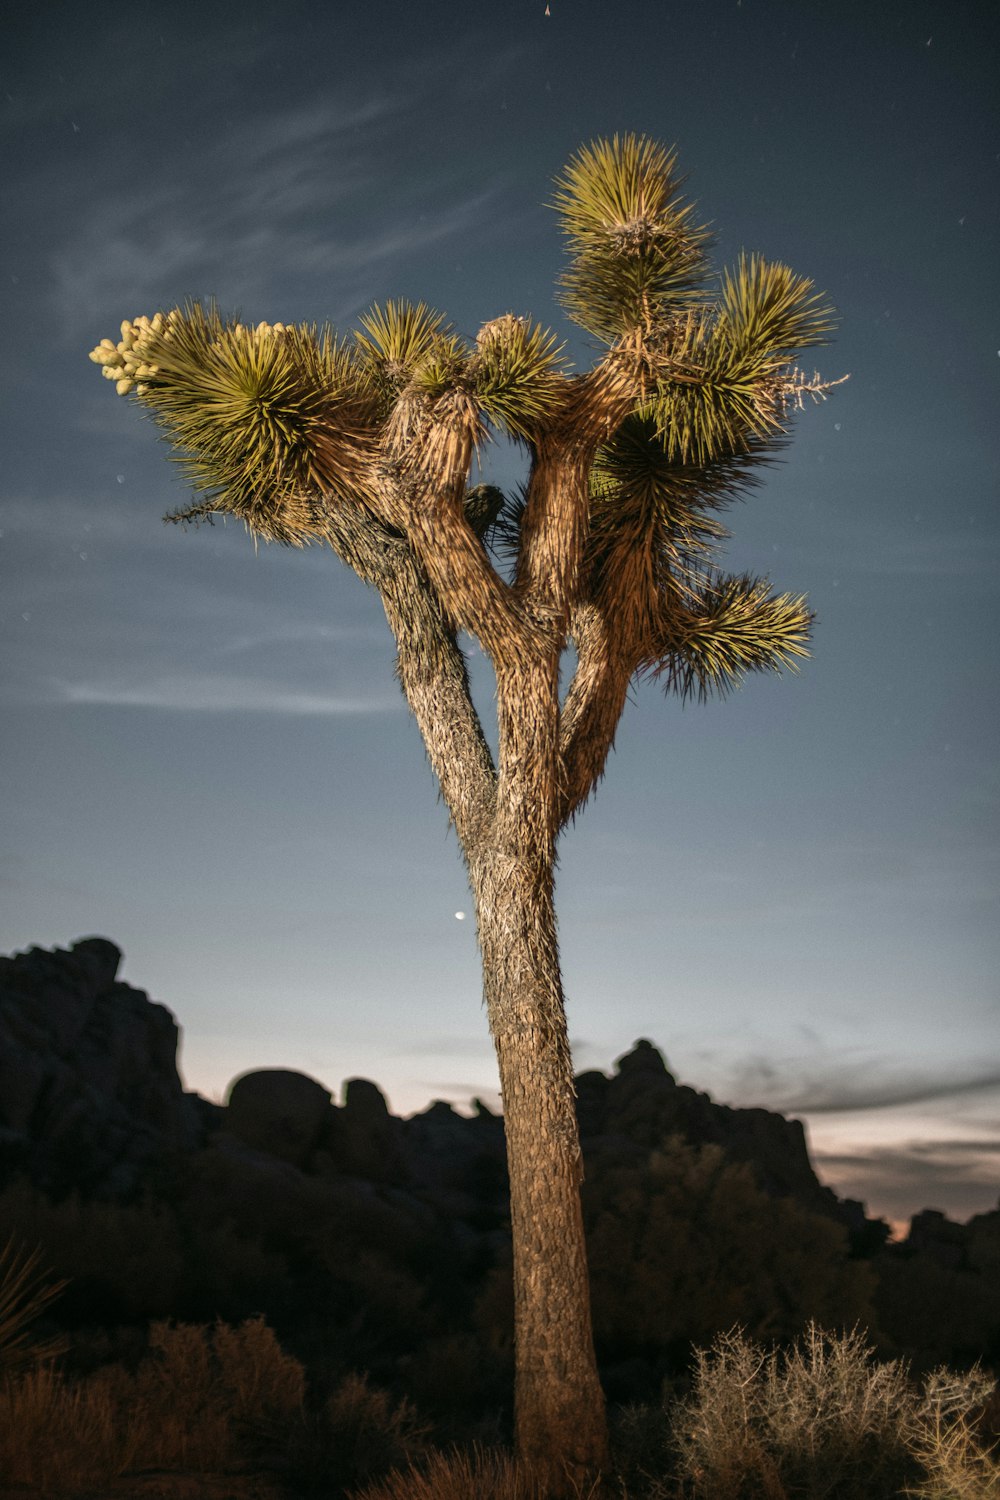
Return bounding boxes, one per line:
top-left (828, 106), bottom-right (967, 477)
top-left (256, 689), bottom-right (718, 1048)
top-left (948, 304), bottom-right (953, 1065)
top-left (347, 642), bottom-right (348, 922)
top-left (2, 0), bottom-right (997, 1230)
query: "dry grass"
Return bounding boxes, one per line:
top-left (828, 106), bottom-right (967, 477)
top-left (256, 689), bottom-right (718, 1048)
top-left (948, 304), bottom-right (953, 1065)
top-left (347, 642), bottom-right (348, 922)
top-left (0, 1317), bottom-right (301, 1491)
top-left (353, 1443), bottom-right (592, 1500)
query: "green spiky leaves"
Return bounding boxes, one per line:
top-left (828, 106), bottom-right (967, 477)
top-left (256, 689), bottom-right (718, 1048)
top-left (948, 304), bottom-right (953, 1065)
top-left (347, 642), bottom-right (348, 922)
top-left (653, 572), bottom-right (812, 700)
top-left (590, 414), bottom-right (736, 568)
top-left (85, 137), bottom-right (837, 718)
top-left (92, 303), bottom-right (379, 542)
top-left (718, 253), bottom-right (835, 365)
top-left (646, 254), bottom-right (838, 465)
top-left (356, 305), bottom-right (565, 441)
top-left (472, 315), bottom-right (565, 440)
top-left (554, 134), bottom-right (712, 340)
top-left (354, 300), bottom-right (458, 408)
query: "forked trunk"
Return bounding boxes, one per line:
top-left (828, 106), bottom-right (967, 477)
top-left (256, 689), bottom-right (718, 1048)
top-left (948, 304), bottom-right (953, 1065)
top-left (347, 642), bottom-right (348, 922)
top-left (472, 845), bottom-right (609, 1490)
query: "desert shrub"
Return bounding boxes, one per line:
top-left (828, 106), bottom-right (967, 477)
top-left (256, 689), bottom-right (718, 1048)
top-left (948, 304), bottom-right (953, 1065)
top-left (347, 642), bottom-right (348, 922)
top-left (670, 1323), bottom-right (1000, 1500)
top-left (278, 1370), bottom-right (432, 1494)
top-left (905, 1366), bottom-right (1000, 1498)
top-left (0, 1315), bottom-right (304, 1490)
top-left (582, 1141), bottom-right (877, 1364)
top-left (0, 1312), bottom-right (439, 1497)
top-left (0, 1359), bottom-right (138, 1492)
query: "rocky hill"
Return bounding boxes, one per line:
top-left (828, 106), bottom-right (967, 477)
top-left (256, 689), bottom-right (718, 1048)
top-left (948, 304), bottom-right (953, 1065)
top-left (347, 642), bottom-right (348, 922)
top-left (2, 936), bottom-right (997, 1393)
top-left (1, 935), bottom-right (852, 1222)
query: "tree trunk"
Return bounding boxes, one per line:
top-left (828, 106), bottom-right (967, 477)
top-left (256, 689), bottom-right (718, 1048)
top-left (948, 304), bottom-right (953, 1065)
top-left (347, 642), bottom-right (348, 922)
top-left (472, 845), bottom-right (609, 1491)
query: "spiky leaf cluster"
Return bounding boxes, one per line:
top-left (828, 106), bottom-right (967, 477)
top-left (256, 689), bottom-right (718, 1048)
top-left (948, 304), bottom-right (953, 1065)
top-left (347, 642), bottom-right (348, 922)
top-left (87, 135), bottom-right (841, 702)
top-left (102, 303), bottom-right (378, 542)
top-left (590, 415), bottom-right (734, 571)
top-left (472, 315), bottom-right (565, 440)
top-left (354, 301), bottom-right (456, 410)
top-left (554, 134), bottom-right (712, 340)
top-left (652, 572), bottom-right (812, 701)
top-left (644, 255), bottom-right (837, 465)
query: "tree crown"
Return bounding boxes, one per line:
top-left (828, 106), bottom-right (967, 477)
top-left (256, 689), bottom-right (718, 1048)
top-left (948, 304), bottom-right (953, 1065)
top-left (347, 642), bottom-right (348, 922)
top-left (88, 135), bottom-right (844, 718)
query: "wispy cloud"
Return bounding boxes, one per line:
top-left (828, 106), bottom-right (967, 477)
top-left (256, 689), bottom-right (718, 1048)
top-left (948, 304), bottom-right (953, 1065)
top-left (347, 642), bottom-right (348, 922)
top-left (724, 1052), bottom-right (1000, 1116)
top-left (38, 48), bottom-right (506, 342)
top-left (812, 1138), bottom-right (1000, 1226)
top-left (48, 672), bottom-right (403, 715)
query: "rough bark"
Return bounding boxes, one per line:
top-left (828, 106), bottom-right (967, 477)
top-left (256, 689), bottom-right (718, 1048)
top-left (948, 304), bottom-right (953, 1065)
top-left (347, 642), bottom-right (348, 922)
top-left (472, 839), bottom-right (609, 1488)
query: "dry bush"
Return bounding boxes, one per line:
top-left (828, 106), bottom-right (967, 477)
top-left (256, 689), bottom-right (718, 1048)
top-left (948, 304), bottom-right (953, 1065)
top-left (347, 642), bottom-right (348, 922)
top-left (0, 1359), bottom-right (141, 1491)
top-left (906, 1366), bottom-right (1000, 1499)
top-left (674, 1324), bottom-right (921, 1499)
top-left (0, 1315), bottom-right (304, 1491)
top-left (672, 1324), bottom-right (1000, 1500)
top-left (276, 1369), bottom-right (432, 1493)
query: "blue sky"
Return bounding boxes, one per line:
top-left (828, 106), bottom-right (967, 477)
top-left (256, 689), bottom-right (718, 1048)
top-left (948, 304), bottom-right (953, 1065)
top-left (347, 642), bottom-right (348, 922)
top-left (1, 0), bottom-right (997, 1228)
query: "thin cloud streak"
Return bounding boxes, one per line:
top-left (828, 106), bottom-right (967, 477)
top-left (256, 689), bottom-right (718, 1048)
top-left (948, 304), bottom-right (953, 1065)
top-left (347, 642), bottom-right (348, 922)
top-left (773, 1071), bottom-right (1000, 1116)
top-left (812, 1139), bottom-right (1000, 1225)
top-left (724, 1052), bottom-right (1000, 1116)
top-left (49, 674), bottom-right (404, 715)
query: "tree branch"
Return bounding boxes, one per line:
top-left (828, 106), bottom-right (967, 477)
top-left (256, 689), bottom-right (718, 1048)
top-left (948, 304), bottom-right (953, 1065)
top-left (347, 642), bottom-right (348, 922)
top-left (514, 352), bottom-right (642, 624)
top-left (379, 392), bottom-right (533, 668)
top-left (319, 499), bottom-right (497, 853)
top-left (557, 601), bottom-right (640, 829)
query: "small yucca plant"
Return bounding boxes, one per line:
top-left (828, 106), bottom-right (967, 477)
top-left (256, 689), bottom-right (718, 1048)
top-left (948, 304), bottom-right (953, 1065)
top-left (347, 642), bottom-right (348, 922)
top-left (0, 1237), bottom-right (68, 1372)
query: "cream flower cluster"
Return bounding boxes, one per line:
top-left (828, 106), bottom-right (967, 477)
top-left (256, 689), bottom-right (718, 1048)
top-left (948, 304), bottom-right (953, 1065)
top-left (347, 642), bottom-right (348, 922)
top-left (89, 315), bottom-right (291, 396)
top-left (88, 313), bottom-right (175, 396)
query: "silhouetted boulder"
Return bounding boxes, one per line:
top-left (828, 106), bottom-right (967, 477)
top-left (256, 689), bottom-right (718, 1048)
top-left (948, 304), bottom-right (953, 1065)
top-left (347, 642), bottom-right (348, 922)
top-left (323, 1077), bottom-right (407, 1182)
top-left (580, 1039), bottom-right (838, 1216)
top-left (0, 937), bottom-right (201, 1197)
top-left (224, 1068), bottom-right (332, 1167)
top-left (0, 942), bottom-right (854, 1229)
top-left (615, 1038), bottom-right (675, 1083)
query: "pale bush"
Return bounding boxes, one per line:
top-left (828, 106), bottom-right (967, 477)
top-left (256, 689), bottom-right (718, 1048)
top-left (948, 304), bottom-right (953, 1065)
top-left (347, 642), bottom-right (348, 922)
top-left (907, 1365), bottom-right (1000, 1499)
top-left (674, 1323), bottom-right (921, 1499)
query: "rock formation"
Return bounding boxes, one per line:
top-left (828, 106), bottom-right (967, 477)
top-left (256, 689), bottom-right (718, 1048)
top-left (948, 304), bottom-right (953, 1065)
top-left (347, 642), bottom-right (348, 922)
top-left (0, 937), bottom-right (204, 1197)
top-left (6, 936), bottom-right (998, 1381)
top-left (0, 936), bottom-right (860, 1232)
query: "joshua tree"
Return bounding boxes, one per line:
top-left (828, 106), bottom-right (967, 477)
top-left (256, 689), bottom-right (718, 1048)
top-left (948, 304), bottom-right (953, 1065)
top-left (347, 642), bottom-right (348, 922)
top-left (88, 136), bottom-right (841, 1490)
